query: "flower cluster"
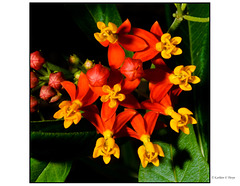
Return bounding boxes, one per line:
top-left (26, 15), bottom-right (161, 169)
top-left (30, 51), bottom-right (65, 113)
top-left (52, 19), bottom-right (200, 168)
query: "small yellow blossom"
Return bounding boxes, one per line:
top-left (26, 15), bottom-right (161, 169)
top-left (100, 84), bottom-right (125, 108)
top-left (93, 130), bottom-right (120, 164)
top-left (83, 59), bottom-right (94, 70)
top-left (53, 99), bottom-right (82, 129)
top-left (165, 107), bottom-right (197, 135)
top-left (169, 65), bottom-right (201, 91)
top-left (94, 22), bottom-right (118, 43)
top-left (155, 33), bottom-right (182, 59)
top-left (138, 135), bottom-right (164, 168)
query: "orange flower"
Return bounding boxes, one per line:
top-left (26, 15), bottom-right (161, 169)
top-left (94, 19), bottom-right (148, 69)
top-left (124, 111), bottom-right (165, 168)
top-left (83, 105), bottom-right (137, 164)
top-left (53, 72), bottom-right (99, 128)
top-left (132, 21), bottom-right (182, 63)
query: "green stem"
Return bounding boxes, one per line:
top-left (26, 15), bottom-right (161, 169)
top-left (183, 15), bottom-right (209, 22)
top-left (167, 18), bottom-right (182, 33)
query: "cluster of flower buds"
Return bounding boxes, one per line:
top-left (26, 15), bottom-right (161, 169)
top-left (30, 51), bottom-right (65, 113)
top-left (52, 19), bottom-right (201, 168)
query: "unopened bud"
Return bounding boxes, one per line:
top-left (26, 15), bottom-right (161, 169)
top-left (120, 57), bottom-right (143, 81)
top-left (49, 72), bottom-right (64, 90)
top-left (30, 71), bottom-right (39, 89)
top-left (86, 64), bottom-right (110, 87)
top-left (83, 59), bottom-right (94, 70)
top-left (30, 96), bottom-right (38, 113)
top-left (39, 85), bottom-right (56, 101)
top-left (69, 54), bottom-right (80, 65)
top-left (30, 51), bottom-right (45, 70)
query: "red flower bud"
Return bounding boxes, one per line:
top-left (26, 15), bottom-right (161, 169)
top-left (86, 64), bottom-right (110, 87)
top-left (120, 57), bottom-right (143, 81)
top-left (30, 96), bottom-right (38, 113)
top-left (39, 86), bottom-right (56, 101)
top-left (30, 71), bottom-right (39, 89)
top-left (49, 72), bottom-right (64, 90)
top-left (30, 51), bottom-right (45, 70)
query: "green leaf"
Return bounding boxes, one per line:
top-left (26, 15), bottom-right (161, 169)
top-left (46, 62), bottom-right (74, 80)
top-left (31, 158), bottom-right (72, 182)
top-left (65, 4), bottom-right (122, 41)
top-left (187, 4), bottom-right (210, 162)
top-left (138, 125), bottom-right (209, 182)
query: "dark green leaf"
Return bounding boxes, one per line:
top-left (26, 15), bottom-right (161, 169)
top-left (139, 125), bottom-right (209, 182)
top-left (187, 3), bottom-right (210, 162)
top-left (34, 160), bottom-right (72, 182)
top-left (30, 158), bottom-right (48, 182)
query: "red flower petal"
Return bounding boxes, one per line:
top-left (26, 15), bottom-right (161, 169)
top-left (82, 106), bottom-right (105, 134)
top-left (117, 19), bottom-right (131, 34)
top-left (101, 101), bottom-right (119, 122)
top-left (108, 69), bottom-right (123, 88)
top-left (89, 85), bottom-right (106, 96)
top-left (104, 113), bottom-right (116, 131)
top-left (76, 72), bottom-right (90, 101)
top-left (113, 109), bottom-right (137, 134)
top-left (141, 100), bottom-right (166, 114)
top-left (130, 112), bottom-right (146, 136)
top-left (81, 88), bottom-right (99, 107)
top-left (61, 81), bottom-right (76, 101)
top-left (115, 126), bottom-right (140, 139)
top-left (150, 78), bottom-right (173, 103)
top-left (100, 40), bottom-right (110, 47)
top-left (108, 43), bottom-right (125, 69)
top-left (150, 21), bottom-right (163, 39)
top-left (133, 47), bottom-right (159, 62)
top-left (144, 111), bottom-right (159, 135)
top-left (118, 35), bottom-right (148, 51)
top-left (132, 28), bottom-right (159, 45)
top-left (120, 94), bottom-right (141, 109)
top-left (121, 78), bottom-right (140, 95)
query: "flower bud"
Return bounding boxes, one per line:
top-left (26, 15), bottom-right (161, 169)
top-left (83, 59), bottom-right (94, 70)
top-left (49, 94), bottom-right (61, 103)
top-left (120, 57), bottom-right (143, 81)
top-left (39, 85), bottom-right (56, 101)
top-left (30, 71), bottom-right (39, 89)
top-left (30, 51), bottom-right (45, 70)
top-left (48, 72), bottom-right (64, 90)
top-left (69, 54), bottom-right (80, 65)
top-left (30, 96), bottom-right (38, 113)
top-left (86, 64), bottom-right (110, 87)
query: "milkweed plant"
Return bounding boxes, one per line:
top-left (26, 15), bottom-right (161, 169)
top-left (30, 3), bottom-right (210, 183)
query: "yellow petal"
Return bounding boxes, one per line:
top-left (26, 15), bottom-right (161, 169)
top-left (93, 147), bottom-right (101, 158)
top-left (108, 22), bottom-right (118, 33)
top-left (95, 137), bottom-right (105, 148)
top-left (161, 50), bottom-right (171, 59)
top-left (185, 65), bottom-right (196, 73)
top-left (117, 93), bottom-right (125, 101)
top-left (59, 101), bottom-right (71, 108)
top-left (103, 155), bottom-right (111, 164)
top-left (113, 84), bottom-right (121, 92)
top-left (171, 36), bottom-right (182, 45)
top-left (161, 33), bottom-right (171, 43)
top-left (189, 116), bottom-right (197, 124)
top-left (179, 83), bottom-right (192, 91)
top-left (145, 142), bottom-right (155, 153)
top-left (178, 107), bottom-right (193, 115)
top-left (180, 126), bottom-right (190, 134)
top-left (97, 22), bottom-right (106, 30)
top-left (170, 111), bottom-right (181, 121)
top-left (102, 85), bottom-right (111, 93)
top-left (107, 137), bottom-right (115, 149)
top-left (170, 119), bottom-right (179, 133)
top-left (169, 74), bottom-right (181, 85)
top-left (154, 144), bottom-right (165, 157)
top-left (109, 99), bottom-right (117, 108)
top-left (173, 65), bottom-right (184, 75)
top-left (155, 42), bottom-right (164, 52)
top-left (113, 144), bottom-right (120, 159)
top-left (171, 47), bottom-right (182, 55)
top-left (151, 158), bottom-right (160, 167)
top-left (53, 109), bottom-right (64, 119)
top-left (100, 95), bottom-right (110, 103)
top-left (189, 76), bottom-right (201, 84)
top-left (73, 112), bottom-right (82, 124)
top-left (63, 119), bottom-right (73, 129)
top-left (94, 32), bottom-right (105, 43)
top-left (138, 145), bottom-right (146, 159)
